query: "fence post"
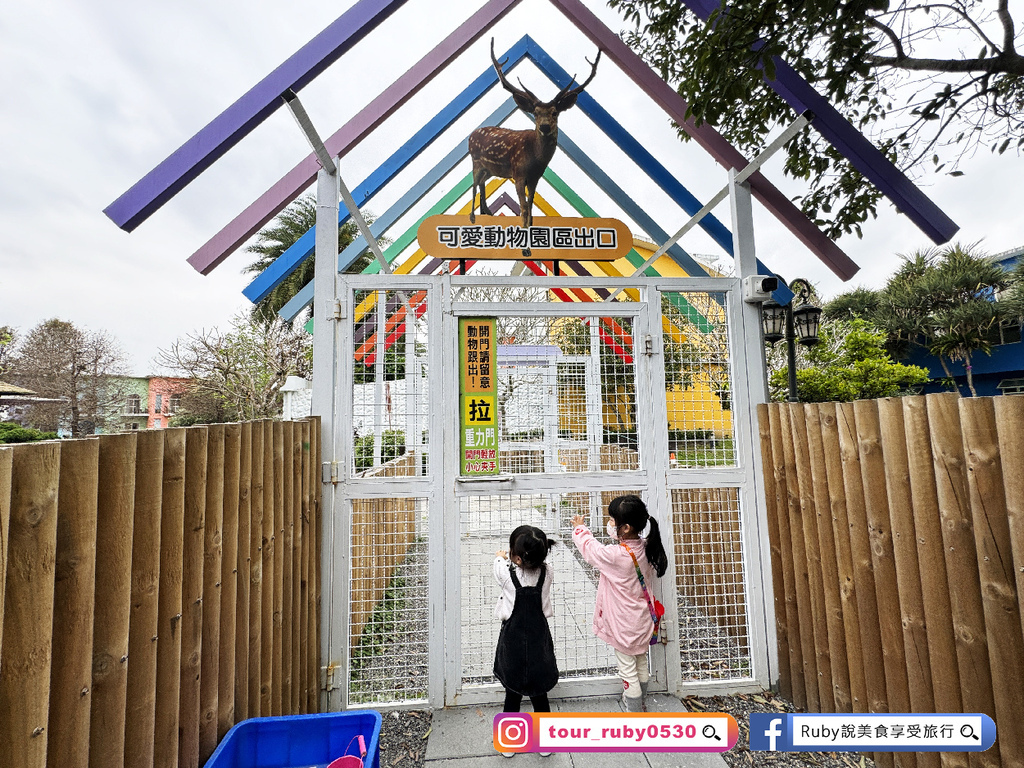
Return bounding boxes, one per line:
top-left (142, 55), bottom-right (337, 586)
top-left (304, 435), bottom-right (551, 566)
top-left (154, 429), bottom-right (186, 768)
top-left (200, 425), bottom-right (225, 764)
top-left (290, 421), bottom-right (304, 713)
top-left (300, 420), bottom-right (312, 713)
top-left (804, 404), bottom-right (850, 712)
top-left (787, 404), bottom-right (833, 711)
top-left (248, 421), bottom-right (264, 716)
top-left (778, 404), bottom-right (818, 711)
top-left (756, 405), bottom-right (790, 698)
top-left (261, 420), bottom-right (275, 716)
top-left (0, 441), bottom-right (60, 768)
top-left (272, 421), bottom-right (285, 716)
top-left (311, 416), bottom-right (322, 714)
top-left (817, 403), bottom-right (867, 713)
top-left (0, 448), bottom-right (10, 664)
top-left (125, 430), bottom-right (165, 768)
top-left (926, 393), bottom-right (998, 768)
top-left (876, 398), bottom-right (938, 768)
top-left (960, 397), bottom-right (1024, 767)
top-left (48, 438), bottom-right (100, 768)
top-left (994, 396), bottom-right (1024, 648)
top-left (90, 433), bottom-right (138, 768)
top-left (837, 402), bottom-right (891, 768)
top-left (767, 403), bottom-right (801, 705)
top-left (219, 423), bottom-right (241, 739)
top-left (901, 397), bottom-right (965, 768)
top-left (235, 422), bottom-right (253, 722)
top-left (282, 421), bottom-right (294, 715)
top-left (854, 400), bottom-right (914, 768)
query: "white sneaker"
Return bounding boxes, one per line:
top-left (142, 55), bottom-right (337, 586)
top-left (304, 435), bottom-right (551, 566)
top-left (501, 750), bottom-right (515, 758)
top-left (539, 752), bottom-right (552, 757)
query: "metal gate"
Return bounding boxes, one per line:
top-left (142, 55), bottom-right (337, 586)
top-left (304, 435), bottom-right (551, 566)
top-left (322, 273), bottom-right (772, 710)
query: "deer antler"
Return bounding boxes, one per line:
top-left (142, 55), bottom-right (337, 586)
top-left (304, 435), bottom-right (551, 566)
top-left (554, 50), bottom-right (602, 102)
top-left (490, 38), bottom-right (534, 104)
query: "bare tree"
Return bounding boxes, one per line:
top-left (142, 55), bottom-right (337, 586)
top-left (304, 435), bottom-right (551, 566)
top-left (10, 319), bottom-right (129, 436)
top-left (156, 311), bottom-right (312, 421)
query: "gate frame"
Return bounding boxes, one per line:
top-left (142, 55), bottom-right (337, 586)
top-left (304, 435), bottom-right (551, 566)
top-left (315, 168), bottom-right (778, 710)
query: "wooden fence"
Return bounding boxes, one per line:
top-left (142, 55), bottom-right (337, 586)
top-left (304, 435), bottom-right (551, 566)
top-left (759, 395), bottom-right (1024, 768)
top-left (0, 418), bottom-right (322, 768)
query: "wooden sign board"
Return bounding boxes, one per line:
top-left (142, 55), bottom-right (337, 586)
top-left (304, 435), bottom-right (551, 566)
top-left (417, 215), bottom-right (631, 261)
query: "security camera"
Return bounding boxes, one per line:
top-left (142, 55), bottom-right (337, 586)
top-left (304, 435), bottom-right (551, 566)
top-left (743, 275), bottom-right (779, 303)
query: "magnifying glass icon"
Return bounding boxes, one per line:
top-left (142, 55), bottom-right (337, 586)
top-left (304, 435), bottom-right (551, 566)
top-left (961, 724), bottom-right (979, 741)
top-left (703, 725), bottom-right (721, 742)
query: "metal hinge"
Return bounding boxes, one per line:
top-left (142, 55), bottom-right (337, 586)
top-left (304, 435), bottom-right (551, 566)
top-left (333, 298), bottom-right (347, 320)
top-left (322, 662), bottom-right (339, 692)
top-left (644, 334), bottom-right (655, 356)
top-left (321, 461), bottom-right (340, 484)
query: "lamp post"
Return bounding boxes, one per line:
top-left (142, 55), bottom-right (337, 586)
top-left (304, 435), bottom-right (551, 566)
top-left (761, 278), bottom-right (822, 402)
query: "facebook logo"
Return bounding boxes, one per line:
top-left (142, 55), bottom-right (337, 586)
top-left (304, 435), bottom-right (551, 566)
top-left (749, 714), bottom-right (789, 751)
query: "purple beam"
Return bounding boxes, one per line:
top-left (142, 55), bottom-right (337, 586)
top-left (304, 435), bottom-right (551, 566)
top-left (185, 0), bottom-right (522, 275)
top-left (104, 0), bottom-right (410, 232)
top-left (548, 0), bottom-right (861, 280)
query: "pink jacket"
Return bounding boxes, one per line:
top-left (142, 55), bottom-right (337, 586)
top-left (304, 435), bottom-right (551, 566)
top-left (572, 525), bottom-right (658, 656)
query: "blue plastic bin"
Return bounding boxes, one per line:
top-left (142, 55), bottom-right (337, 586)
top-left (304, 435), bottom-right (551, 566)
top-left (206, 711), bottom-right (382, 768)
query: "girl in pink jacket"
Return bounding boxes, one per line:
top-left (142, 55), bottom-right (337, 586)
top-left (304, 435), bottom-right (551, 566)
top-left (571, 495), bottom-right (667, 712)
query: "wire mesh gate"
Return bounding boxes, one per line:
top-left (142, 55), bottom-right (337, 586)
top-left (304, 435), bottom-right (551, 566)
top-left (325, 274), bottom-right (772, 710)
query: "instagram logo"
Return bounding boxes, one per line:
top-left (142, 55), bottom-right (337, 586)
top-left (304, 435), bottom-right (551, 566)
top-left (494, 714), bottom-right (532, 751)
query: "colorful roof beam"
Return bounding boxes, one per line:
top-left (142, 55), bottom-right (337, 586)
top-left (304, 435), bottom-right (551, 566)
top-left (107, 0), bottom-right (874, 282)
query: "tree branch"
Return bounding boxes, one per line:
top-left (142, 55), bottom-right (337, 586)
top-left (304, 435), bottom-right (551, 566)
top-left (868, 18), bottom-right (906, 60)
top-left (997, 0), bottom-right (1016, 55)
top-left (864, 52), bottom-right (1024, 75)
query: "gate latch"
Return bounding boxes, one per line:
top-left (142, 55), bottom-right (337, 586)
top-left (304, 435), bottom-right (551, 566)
top-left (322, 662), bottom-right (339, 692)
top-left (322, 461), bottom-right (340, 484)
top-left (644, 334), bottom-right (654, 356)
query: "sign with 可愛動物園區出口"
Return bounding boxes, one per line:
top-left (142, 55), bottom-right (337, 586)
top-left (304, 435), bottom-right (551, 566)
top-left (418, 215), bottom-right (631, 261)
top-left (459, 318), bottom-right (500, 476)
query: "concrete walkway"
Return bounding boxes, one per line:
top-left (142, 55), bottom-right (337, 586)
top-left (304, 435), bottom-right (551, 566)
top-left (424, 693), bottom-right (730, 768)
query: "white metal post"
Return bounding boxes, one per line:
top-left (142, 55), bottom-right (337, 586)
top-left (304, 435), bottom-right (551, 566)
top-left (311, 163), bottom-right (341, 710)
top-left (729, 169), bottom-right (777, 690)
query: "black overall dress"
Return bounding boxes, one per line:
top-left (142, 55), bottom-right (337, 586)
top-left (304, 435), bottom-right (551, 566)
top-left (493, 563), bottom-right (559, 696)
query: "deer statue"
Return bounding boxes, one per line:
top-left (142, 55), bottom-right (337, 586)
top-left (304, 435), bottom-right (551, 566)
top-left (469, 39), bottom-right (601, 231)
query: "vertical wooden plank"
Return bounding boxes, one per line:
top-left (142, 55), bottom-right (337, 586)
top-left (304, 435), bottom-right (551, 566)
top-left (311, 416), bottom-right (321, 713)
top-left (778, 404), bottom-right (819, 711)
top-left (804, 404), bottom-right (851, 712)
top-left (854, 400), bottom-right (914, 768)
top-left (902, 397), bottom-right (965, 768)
top-left (218, 423), bottom-right (240, 739)
top-left (788, 404), bottom-right (833, 711)
top-left (0, 448), bottom-right (11, 663)
top-left (234, 423), bottom-right (252, 723)
top-left (818, 403), bottom-right (867, 713)
top-left (281, 421), bottom-right (294, 715)
top-left (0, 442), bottom-right (60, 768)
top-left (993, 396), bottom-right (1024, 659)
top-left (154, 429), bottom-right (185, 768)
top-left (124, 431), bottom-right (164, 768)
top-left (757, 405), bottom-right (790, 697)
top-left (926, 394), bottom-right (997, 768)
top-left (877, 400), bottom-right (936, 736)
top-left (90, 433), bottom-right (137, 768)
top-left (261, 421), bottom-right (275, 715)
top-left (178, 428), bottom-right (207, 768)
top-left (247, 422), bottom-right (264, 716)
top-left (272, 421), bottom-right (285, 716)
top-left (837, 402), bottom-right (891, 768)
top-left (199, 425), bottom-right (224, 764)
top-left (47, 439), bottom-right (99, 768)
top-left (767, 403), bottom-right (801, 706)
top-left (290, 421), bottom-right (303, 714)
top-left (299, 420), bottom-right (311, 714)
top-left (960, 397), bottom-right (1024, 768)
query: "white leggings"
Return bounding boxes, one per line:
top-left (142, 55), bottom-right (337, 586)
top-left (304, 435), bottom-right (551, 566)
top-left (614, 649), bottom-right (650, 698)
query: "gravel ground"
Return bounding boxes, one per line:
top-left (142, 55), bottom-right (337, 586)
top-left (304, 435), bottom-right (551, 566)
top-left (378, 709), bottom-right (433, 768)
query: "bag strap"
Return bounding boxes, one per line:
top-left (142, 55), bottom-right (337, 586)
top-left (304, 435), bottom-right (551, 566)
top-left (621, 543), bottom-right (659, 627)
top-left (508, 562), bottom-right (546, 590)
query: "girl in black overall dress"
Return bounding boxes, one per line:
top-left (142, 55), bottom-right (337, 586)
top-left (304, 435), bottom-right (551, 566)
top-left (493, 525), bottom-right (559, 719)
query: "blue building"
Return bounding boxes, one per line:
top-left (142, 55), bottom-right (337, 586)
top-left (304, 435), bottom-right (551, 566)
top-left (911, 245), bottom-right (1024, 397)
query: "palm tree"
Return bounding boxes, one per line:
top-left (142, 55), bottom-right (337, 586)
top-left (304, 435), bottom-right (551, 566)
top-left (242, 195), bottom-right (377, 322)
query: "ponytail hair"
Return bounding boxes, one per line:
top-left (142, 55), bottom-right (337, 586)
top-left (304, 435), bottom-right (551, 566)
top-left (608, 494), bottom-right (668, 577)
top-left (509, 525), bottom-right (556, 570)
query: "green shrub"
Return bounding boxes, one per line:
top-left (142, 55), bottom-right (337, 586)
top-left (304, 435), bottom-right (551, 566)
top-left (354, 430), bottom-right (406, 471)
top-left (0, 421), bottom-right (57, 444)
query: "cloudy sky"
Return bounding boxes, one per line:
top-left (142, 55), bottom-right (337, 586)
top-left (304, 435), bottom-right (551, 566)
top-left (3, 0), bottom-right (1021, 373)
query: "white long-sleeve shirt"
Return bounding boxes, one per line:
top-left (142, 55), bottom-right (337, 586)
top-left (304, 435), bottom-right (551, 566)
top-left (493, 556), bottom-right (554, 621)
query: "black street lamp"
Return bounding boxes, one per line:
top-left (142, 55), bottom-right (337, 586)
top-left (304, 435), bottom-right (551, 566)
top-left (761, 278), bottom-right (821, 402)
